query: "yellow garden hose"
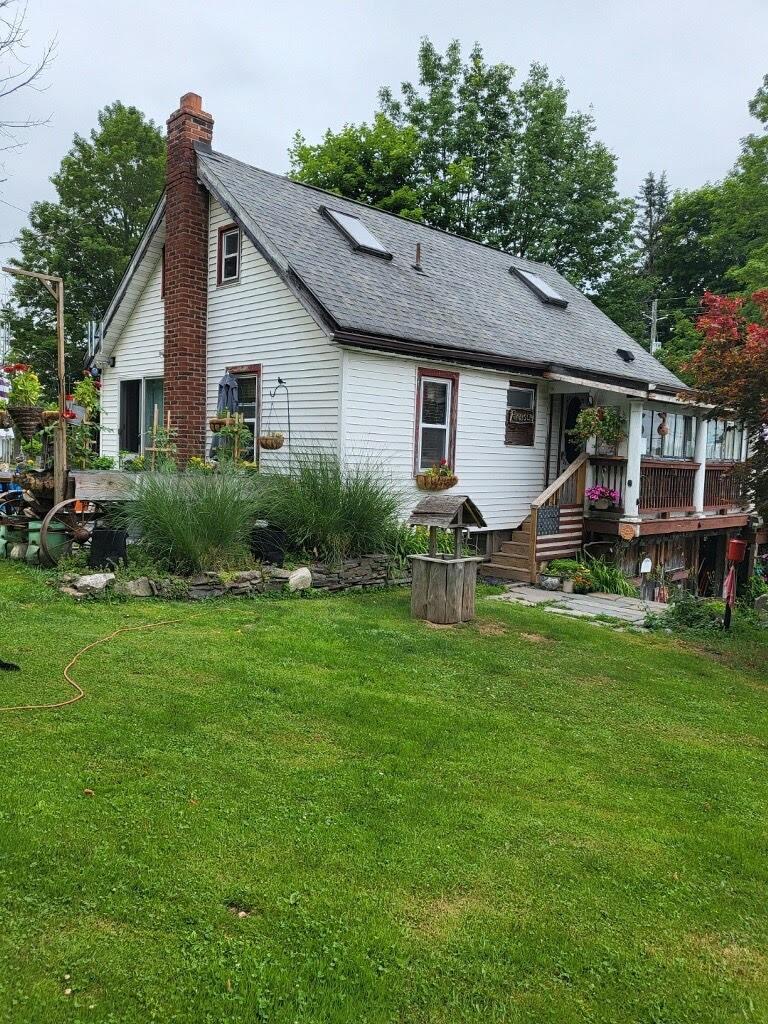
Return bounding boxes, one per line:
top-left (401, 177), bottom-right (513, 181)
top-left (0, 619), bottom-right (184, 713)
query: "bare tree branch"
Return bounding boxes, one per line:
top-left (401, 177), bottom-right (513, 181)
top-left (0, 0), bottom-right (54, 140)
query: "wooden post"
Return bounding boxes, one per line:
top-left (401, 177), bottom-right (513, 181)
top-left (52, 279), bottom-right (68, 502)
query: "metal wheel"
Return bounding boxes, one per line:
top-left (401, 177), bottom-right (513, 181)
top-left (39, 498), bottom-right (108, 565)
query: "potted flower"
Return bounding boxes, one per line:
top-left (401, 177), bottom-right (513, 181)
top-left (585, 484), bottom-right (622, 511)
top-left (567, 406), bottom-right (626, 455)
top-left (258, 431), bottom-right (284, 451)
top-left (416, 458), bottom-right (459, 491)
top-left (4, 363), bottom-right (44, 439)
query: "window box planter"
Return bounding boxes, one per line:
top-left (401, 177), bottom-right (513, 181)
top-left (8, 405), bottom-right (43, 439)
top-left (415, 473), bottom-right (458, 491)
top-left (258, 432), bottom-right (284, 451)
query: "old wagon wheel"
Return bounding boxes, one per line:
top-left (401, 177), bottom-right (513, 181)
top-left (39, 498), bottom-right (108, 566)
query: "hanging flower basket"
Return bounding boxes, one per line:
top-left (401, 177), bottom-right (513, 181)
top-left (259, 432), bottom-right (284, 451)
top-left (8, 405), bottom-right (43, 439)
top-left (209, 416), bottom-right (230, 433)
top-left (415, 472), bottom-right (459, 491)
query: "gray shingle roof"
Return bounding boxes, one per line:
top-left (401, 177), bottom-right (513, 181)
top-left (197, 147), bottom-right (685, 392)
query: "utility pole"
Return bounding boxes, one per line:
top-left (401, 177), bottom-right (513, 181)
top-left (649, 297), bottom-right (660, 355)
top-left (2, 266), bottom-right (68, 503)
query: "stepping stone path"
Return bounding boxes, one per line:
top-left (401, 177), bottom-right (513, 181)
top-left (492, 584), bottom-right (669, 626)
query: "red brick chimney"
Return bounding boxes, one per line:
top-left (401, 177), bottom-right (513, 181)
top-left (163, 92), bottom-right (213, 462)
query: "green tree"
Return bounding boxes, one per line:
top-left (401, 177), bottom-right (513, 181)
top-left (635, 171), bottom-right (669, 277)
top-left (289, 113), bottom-right (421, 217)
top-left (593, 170), bottom-right (670, 344)
top-left (291, 39), bottom-right (633, 288)
top-left (5, 102), bottom-right (165, 387)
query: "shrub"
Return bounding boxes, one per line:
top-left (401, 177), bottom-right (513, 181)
top-left (117, 468), bottom-right (263, 574)
top-left (585, 556), bottom-right (637, 597)
top-left (645, 590), bottom-right (724, 633)
top-left (546, 558), bottom-right (585, 579)
top-left (259, 451), bottom-right (405, 564)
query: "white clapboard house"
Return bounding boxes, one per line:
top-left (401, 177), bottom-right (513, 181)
top-left (90, 94), bottom-right (758, 589)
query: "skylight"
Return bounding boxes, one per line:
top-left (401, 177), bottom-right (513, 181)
top-left (321, 206), bottom-right (392, 259)
top-left (511, 267), bottom-right (568, 308)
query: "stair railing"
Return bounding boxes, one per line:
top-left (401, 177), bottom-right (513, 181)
top-left (527, 453), bottom-right (589, 580)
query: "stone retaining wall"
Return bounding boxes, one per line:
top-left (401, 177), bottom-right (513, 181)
top-left (58, 556), bottom-right (411, 600)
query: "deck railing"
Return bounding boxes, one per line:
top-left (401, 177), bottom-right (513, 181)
top-left (638, 459), bottom-right (697, 512)
top-left (590, 457), bottom-right (627, 510)
top-left (704, 463), bottom-right (747, 509)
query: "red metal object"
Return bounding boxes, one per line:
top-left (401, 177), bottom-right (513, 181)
top-left (727, 538), bottom-right (748, 563)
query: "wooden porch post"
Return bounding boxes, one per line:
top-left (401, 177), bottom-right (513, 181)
top-left (693, 415), bottom-right (707, 514)
top-left (623, 401), bottom-right (644, 521)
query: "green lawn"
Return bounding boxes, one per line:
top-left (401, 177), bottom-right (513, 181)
top-left (1, 562), bottom-right (767, 1023)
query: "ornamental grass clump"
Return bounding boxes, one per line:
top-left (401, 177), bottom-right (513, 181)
top-left (118, 468), bottom-right (264, 574)
top-left (584, 556), bottom-right (638, 597)
top-left (259, 450), bottom-right (405, 564)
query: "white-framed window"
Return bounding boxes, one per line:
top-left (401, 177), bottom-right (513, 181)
top-left (218, 225), bottom-right (241, 284)
top-left (416, 372), bottom-right (456, 471)
top-left (119, 377), bottom-right (164, 454)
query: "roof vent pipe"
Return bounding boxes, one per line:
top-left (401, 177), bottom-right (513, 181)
top-left (412, 243), bottom-right (423, 273)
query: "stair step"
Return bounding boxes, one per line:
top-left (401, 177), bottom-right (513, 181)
top-left (489, 552), bottom-right (530, 569)
top-left (480, 563), bottom-right (532, 582)
top-left (500, 540), bottom-right (531, 556)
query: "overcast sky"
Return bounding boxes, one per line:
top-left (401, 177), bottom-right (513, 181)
top-left (1, 0), bottom-right (766, 271)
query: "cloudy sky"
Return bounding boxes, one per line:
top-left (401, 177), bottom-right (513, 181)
top-left (1, 0), bottom-right (766, 267)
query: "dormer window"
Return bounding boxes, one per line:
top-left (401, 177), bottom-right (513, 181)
top-left (217, 225), bottom-right (241, 284)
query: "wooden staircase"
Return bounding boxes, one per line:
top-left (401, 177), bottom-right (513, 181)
top-left (482, 453), bottom-right (589, 583)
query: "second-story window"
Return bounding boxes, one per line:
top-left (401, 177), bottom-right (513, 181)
top-left (217, 225), bottom-right (241, 284)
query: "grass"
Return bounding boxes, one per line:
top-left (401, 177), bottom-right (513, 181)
top-left (1, 562), bottom-right (768, 1022)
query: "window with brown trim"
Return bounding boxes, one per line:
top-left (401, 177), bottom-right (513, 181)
top-left (414, 369), bottom-right (458, 472)
top-left (226, 364), bottom-right (261, 461)
top-left (505, 383), bottom-right (536, 445)
top-left (217, 225), bottom-right (241, 284)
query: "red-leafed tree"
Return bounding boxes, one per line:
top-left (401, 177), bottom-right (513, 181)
top-left (687, 290), bottom-right (768, 515)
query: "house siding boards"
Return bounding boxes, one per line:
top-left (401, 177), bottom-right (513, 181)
top-left (100, 256), bottom-right (165, 460)
top-left (341, 348), bottom-right (551, 530)
top-left (206, 199), bottom-right (341, 463)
